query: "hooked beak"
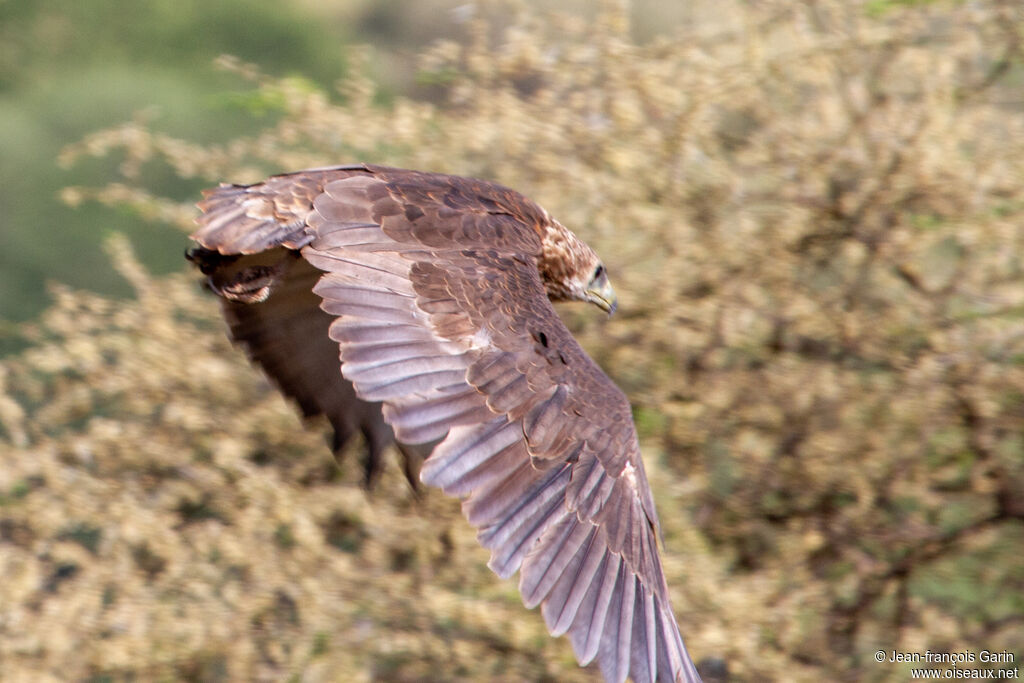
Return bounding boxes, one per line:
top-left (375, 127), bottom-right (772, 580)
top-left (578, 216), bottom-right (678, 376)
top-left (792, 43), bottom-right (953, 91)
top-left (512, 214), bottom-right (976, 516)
top-left (586, 275), bottom-right (618, 315)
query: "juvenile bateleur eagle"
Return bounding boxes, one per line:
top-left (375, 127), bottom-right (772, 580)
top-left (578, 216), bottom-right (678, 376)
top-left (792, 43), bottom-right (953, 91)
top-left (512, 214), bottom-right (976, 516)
top-left (187, 163), bottom-right (702, 683)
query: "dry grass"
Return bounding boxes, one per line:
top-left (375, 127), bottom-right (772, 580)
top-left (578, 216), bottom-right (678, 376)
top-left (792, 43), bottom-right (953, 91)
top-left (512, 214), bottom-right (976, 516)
top-left (5, 1), bottom-right (1024, 680)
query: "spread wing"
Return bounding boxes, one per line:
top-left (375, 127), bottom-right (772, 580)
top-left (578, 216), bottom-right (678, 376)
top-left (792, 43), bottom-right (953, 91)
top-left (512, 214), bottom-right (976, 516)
top-left (192, 164), bottom-right (701, 683)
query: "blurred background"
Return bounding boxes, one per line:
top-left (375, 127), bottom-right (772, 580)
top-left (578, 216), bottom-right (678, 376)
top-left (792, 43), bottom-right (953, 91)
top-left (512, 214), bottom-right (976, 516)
top-left (1, 0), bottom-right (1022, 681)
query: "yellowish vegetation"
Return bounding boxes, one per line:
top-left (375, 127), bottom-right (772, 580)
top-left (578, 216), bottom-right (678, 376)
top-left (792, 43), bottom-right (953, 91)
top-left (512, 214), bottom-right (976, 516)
top-left (5, 1), bottom-right (1024, 680)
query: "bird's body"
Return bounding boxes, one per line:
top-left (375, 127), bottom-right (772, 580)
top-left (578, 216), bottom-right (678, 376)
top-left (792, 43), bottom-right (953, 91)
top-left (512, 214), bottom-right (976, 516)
top-left (189, 163), bottom-right (701, 683)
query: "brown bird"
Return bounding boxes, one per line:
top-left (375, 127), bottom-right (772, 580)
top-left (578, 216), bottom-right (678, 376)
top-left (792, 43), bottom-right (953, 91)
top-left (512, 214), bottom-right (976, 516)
top-left (187, 163), bottom-right (701, 683)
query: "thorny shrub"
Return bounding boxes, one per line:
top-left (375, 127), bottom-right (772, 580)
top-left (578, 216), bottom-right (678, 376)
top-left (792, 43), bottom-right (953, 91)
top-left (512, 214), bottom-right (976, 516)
top-left (4, 1), bottom-right (1024, 680)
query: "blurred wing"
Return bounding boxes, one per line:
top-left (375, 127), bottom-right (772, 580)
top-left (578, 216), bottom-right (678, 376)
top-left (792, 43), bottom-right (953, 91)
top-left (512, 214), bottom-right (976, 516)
top-left (193, 165), bottom-right (701, 683)
top-left (189, 165), bottom-right (426, 486)
top-left (188, 246), bottom-right (422, 486)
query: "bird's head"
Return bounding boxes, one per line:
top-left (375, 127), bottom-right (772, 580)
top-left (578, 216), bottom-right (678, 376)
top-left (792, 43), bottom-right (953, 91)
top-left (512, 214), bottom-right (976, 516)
top-left (537, 219), bottom-right (618, 315)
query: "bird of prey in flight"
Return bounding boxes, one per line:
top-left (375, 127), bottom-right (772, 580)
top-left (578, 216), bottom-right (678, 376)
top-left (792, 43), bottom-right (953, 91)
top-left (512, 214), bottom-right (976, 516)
top-left (188, 163), bottom-right (701, 683)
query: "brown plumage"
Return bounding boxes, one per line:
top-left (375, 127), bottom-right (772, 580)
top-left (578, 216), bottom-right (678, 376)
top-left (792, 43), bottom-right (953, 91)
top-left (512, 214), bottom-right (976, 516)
top-left (188, 163), bottom-right (701, 683)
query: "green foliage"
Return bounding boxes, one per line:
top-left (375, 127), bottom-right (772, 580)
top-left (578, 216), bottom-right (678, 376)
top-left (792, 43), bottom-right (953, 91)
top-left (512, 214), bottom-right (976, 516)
top-left (57, 522), bottom-right (103, 554)
top-left (865, 0), bottom-right (947, 18)
top-left (0, 0), bottom-right (351, 92)
top-left (3, 1), bottom-right (1023, 681)
top-left (0, 0), bottom-right (363, 322)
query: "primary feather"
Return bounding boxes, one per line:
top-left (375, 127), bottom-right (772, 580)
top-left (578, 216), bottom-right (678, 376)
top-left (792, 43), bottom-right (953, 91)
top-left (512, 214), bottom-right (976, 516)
top-left (189, 163), bottom-right (701, 683)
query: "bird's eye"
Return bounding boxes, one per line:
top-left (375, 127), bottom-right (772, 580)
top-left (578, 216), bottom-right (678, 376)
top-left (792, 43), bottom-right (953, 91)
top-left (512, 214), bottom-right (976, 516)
top-left (592, 264), bottom-right (604, 282)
